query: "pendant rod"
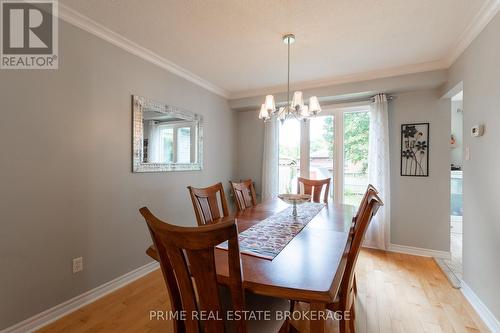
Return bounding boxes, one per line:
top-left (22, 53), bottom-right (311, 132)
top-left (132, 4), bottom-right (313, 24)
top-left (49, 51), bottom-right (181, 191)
top-left (287, 36), bottom-right (290, 109)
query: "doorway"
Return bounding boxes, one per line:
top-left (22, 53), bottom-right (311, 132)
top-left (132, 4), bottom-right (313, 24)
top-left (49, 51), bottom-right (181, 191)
top-left (448, 91), bottom-right (464, 281)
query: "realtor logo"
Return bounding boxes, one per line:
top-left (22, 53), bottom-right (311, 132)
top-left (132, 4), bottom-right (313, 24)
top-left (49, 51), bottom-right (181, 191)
top-left (1, 0), bottom-right (58, 69)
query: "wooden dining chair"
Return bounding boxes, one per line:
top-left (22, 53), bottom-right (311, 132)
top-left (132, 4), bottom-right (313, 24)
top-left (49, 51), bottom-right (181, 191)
top-left (353, 184), bottom-right (379, 227)
top-left (297, 177), bottom-right (331, 203)
top-left (290, 187), bottom-right (383, 333)
top-left (331, 189), bottom-right (383, 333)
top-left (140, 207), bottom-right (289, 333)
top-left (188, 182), bottom-right (230, 225)
top-left (140, 207), bottom-right (245, 332)
top-left (349, 184), bottom-right (379, 296)
top-left (230, 180), bottom-right (257, 212)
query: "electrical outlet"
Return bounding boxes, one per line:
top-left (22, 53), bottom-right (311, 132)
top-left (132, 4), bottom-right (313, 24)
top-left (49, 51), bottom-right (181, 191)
top-left (72, 257), bottom-right (83, 274)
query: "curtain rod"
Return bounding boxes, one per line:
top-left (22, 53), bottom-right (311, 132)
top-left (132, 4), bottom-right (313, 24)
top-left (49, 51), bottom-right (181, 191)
top-left (369, 94), bottom-right (396, 102)
top-left (319, 94), bottom-right (396, 108)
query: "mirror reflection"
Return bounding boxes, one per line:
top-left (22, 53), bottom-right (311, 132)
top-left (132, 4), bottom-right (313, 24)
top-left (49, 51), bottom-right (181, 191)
top-left (143, 112), bottom-right (196, 164)
top-left (133, 95), bottom-right (203, 172)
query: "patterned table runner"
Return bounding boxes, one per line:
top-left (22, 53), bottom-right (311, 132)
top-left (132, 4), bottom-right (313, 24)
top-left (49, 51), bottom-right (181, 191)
top-left (217, 202), bottom-right (325, 260)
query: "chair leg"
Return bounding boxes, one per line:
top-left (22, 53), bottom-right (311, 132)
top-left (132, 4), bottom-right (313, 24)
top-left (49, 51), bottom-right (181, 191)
top-left (278, 300), bottom-right (296, 333)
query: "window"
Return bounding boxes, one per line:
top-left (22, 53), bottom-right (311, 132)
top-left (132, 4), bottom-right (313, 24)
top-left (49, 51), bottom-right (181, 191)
top-left (154, 123), bottom-right (195, 164)
top-left (279, 120), bottom-right (300, 194)
top-left (159, 127), bottom-right (174, 163)
top-left (278, 105), bottom-right (370, 207)
top-left (343, 111), bottom-right (370, 206)
top-left (309, 115), bottom-right (334, 199)
top-left (177, 127), bottom-right (191, 163)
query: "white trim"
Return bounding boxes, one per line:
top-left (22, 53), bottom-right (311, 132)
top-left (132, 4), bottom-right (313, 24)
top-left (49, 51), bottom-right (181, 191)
top-left (229, 60), bottom-right (447, 99)
top-left (388, 244), bottom-right (451, 259)
top-left (57, 4), bottom-right (229, 98)
top-left (445, 0), bottom-right (500, 66)
top-left (56, 1), bottom-right (500, 100)
top-left (461, 281), bottom-right (500, 332)
top-left (1, 262), bottom-right (160, 333)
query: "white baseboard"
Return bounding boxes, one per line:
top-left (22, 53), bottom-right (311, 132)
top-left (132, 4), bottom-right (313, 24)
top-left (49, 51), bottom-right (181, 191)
top-left (1, 261), bottom-right (160, 333)
top-left (461, 281), bottom-right (500, 333)
top-left (388, 243), bottom-right (451, 259)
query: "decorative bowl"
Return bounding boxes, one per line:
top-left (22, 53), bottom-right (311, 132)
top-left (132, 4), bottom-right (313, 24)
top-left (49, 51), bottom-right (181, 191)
top-left (278, 194), bottom-right (311, 217)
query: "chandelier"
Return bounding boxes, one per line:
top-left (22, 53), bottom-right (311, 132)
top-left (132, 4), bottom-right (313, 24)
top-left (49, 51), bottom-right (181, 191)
top-left (259, 34), bottom-right (321, 122)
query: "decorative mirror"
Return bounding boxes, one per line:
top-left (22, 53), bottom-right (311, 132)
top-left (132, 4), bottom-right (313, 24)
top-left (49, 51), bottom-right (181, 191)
top-left (132, 95), bottom-right (203, 172)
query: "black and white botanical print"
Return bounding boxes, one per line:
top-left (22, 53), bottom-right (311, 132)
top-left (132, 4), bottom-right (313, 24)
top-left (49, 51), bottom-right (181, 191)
top-left (400, 123), bottom-right (429, 176)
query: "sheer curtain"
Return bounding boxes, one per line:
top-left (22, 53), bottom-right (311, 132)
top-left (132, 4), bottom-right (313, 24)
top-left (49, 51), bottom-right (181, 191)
top-left (261, 117), bottom-right (279, 201)
top-left (147, 120), bottom-right (160, 163)
top-left (365, 94), bottom-right (391, 249)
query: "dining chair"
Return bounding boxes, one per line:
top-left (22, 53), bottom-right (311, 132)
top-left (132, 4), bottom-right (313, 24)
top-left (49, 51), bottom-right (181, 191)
top-left (230, 180), bottom-right (257, 212)
top-left (333, 188), bottom-right (383, 333)
top-left (349, 184), bottom-right (379, 296)
top-left (140, 207), bottom-right (289, 333)
top-left (353, 184), bottom-right (379, 228)
top-left (188, 182), bottom-right (230, 225)
top-left (289, 187), bottom-right (383, 333)
top-left (297, 177), bottom-right (331, 203)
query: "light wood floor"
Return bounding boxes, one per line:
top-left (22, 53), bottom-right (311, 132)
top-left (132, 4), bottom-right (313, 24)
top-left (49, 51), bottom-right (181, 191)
top-left (37, 249), bottom-right (489, 333)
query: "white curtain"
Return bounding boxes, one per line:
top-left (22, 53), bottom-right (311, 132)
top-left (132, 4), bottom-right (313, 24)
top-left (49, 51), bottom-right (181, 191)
top-left (148, 120), bottom-right (160, 163)
top-left (365, 94), bottom-right (391, 249)
top-left (261, 117), bottom-right (279, 201)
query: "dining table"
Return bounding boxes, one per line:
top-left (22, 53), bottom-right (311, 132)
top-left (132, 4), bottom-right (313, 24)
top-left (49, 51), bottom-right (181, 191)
top-left (147, 198), bottom-right (355, 333)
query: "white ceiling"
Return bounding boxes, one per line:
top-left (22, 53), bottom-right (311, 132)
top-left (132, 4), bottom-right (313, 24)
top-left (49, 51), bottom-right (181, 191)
top-left (60, 0), bottom-right (491, 98)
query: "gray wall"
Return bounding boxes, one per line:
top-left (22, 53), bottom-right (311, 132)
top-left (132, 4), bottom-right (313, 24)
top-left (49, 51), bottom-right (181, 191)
top-left (389, 90), bottom-right (450, 251)
top-left (445, 10), bottom-right (500, 322)
top-left (235, 89), bottom-right (451, 251)
top-left (236, 111), bottom-right (264, 197)
top-left (0, 21), bottom-right (236, 329)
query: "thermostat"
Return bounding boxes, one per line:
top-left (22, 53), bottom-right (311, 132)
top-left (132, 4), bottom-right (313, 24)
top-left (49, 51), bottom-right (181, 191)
top-left (471, 125), bottom-right (485, 137)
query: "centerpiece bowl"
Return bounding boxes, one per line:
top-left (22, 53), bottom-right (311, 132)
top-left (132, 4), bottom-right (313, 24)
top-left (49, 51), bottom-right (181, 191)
top-left (277, 194), bottom-right (311, 217)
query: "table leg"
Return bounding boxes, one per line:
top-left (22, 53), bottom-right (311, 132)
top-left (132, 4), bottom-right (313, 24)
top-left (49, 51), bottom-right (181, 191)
top-left (310, 302), bottom-right (326, 333)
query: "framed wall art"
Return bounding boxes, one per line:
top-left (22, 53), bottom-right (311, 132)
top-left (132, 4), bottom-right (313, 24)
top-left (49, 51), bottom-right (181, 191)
top-left (400, 123), bottom-right (429, 177)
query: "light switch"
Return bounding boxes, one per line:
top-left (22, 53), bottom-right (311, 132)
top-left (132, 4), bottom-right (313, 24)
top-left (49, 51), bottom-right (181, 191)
top-left (465, 146), bottom-right (470, 161)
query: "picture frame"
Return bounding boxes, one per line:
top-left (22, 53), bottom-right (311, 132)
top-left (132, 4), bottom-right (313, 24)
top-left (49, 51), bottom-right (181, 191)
top-left (400, 123), bottom-right (429, 177)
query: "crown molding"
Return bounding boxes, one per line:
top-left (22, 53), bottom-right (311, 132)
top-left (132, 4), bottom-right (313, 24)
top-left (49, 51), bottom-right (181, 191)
top-left (229, 60), bottom-right (448, 100)
top-left (57, 1), bottom-right (499, 101)
top-left (445, 0), bottom-right (500, 66)
top-left (57, 4), bottom-right (229, 98)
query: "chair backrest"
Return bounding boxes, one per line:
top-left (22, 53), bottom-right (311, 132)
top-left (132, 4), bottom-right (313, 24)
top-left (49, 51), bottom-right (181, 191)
top-left (188, 183), bottom-right (230, 225)
top-left (340, 188), bottom-right (383, 309)
top-left (230, 180), bottom-right (257, 212)
top-left (297, 177), bottom-right (331, 203)
top-left (140, 207), bottom-right (246, 333)
top-left (352, 184), bottom-right (379, 233)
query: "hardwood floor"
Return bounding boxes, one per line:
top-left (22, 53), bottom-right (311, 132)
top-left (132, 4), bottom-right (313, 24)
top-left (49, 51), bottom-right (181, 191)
top-left (37, 249), bottom-right (489, 333)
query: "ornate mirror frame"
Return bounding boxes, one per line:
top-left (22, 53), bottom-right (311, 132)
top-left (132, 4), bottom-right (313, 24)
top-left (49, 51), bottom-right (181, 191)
top-left (132, 95), bottom-right (203, 172)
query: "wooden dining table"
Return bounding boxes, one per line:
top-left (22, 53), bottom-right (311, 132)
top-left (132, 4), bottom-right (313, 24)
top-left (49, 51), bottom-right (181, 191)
top-left (147, 198), bottom-right (355, 333)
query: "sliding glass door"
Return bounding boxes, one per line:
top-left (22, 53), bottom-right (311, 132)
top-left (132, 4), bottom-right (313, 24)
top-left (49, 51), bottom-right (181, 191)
top-left (278, 104), bottom-right (370, 207)
top-left (278, 119), bottom-right (301, 194)
top-left (343, 111), bottom-right (370, 206)
top-left (308, 115), bottom-right (335, 200)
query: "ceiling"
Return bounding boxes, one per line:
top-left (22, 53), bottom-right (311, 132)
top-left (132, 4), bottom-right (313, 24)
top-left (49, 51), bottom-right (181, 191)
top-left (60, 0), bottom-right (492, 98)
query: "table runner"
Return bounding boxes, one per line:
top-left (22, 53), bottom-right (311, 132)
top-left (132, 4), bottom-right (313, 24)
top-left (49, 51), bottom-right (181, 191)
top-left (217, 202), bottom-right (325, 260)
